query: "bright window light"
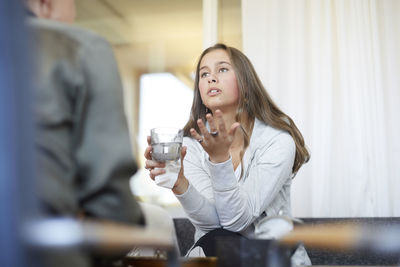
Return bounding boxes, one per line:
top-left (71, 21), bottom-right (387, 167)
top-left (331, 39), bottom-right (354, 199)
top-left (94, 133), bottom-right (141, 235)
top-left (131, 73), bottom-right (193, 206)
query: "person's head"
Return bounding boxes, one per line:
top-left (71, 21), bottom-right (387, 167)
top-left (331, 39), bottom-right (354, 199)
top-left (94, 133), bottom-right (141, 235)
top-left (197, 48), bottom-right (240, 116)
top-left (184, 43), bottom-right (310, 175)
top-left (26, 0), bottom-right (76, 23)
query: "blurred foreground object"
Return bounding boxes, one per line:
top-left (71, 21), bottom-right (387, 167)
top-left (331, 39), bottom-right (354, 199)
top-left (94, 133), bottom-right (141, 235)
top-left (24, 218), bottom-right (179, 267)
top-left (27, 2), bottom-right (145, 265)
top-left (281, 221), bottom-right (400, 253)
top-left (27, 16), bottom-right (146, 266)
top-left (0, 0), bottom-right (39, 266)
top-left (24, 218), bottom-right (174, 251)
top-left (29, 16), bottom-right (144, 225)
top-left (124, 256), bottom-right (217, 267)
top-left (281, 223), bottom-right (360, 250)
top-left (281, 219), bottom-right (400, 265)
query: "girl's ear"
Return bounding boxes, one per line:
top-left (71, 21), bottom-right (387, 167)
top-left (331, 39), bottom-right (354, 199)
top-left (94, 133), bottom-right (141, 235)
top-left (38, 0), bottom-right (52, 19)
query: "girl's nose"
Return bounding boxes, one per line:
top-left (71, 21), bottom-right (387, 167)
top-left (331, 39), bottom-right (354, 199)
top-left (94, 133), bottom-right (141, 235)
top-left (207, 74), bottom-right (217, 83)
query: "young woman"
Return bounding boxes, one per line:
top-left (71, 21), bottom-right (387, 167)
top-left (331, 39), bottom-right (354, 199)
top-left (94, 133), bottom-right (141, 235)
top-left (144, 44), bottom-right (311, 264)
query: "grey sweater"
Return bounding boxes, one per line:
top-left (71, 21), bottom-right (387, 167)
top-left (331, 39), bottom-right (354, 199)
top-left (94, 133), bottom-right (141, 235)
top-left (30, 18), bottom-right (143, 224)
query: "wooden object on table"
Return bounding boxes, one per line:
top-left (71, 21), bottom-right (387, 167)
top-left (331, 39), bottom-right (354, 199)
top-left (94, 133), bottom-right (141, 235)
top-left (280, 221), bottom-right (400, 252)
top-left (26, 219), bottom-right (174, 252)
top-left (280, 222), bottom-right (361, 250)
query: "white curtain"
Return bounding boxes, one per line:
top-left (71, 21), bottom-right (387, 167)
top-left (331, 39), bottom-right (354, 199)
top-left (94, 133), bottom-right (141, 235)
top-left (242, 0), bottom-right (400, 217)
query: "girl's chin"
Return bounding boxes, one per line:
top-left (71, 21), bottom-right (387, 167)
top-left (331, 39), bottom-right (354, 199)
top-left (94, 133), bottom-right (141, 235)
top-left (206, 105), bottom-right (239, 113)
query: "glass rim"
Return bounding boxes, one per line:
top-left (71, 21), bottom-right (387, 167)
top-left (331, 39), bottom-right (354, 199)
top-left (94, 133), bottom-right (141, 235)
top-left (150, 127), bottom-right (183, 133)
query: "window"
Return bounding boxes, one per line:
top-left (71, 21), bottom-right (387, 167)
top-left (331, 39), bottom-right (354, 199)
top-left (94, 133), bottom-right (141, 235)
top-left (130, 73), bottom-right (193, 208)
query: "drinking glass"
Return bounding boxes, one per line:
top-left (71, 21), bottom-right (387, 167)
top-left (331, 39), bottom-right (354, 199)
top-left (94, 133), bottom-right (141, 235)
top-left (150, 128), bottom-right (183, 189)
top-left (150, 128), bottom-right (183, 162)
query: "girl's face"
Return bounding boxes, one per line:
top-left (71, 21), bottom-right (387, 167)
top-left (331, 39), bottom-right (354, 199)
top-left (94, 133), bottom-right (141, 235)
top-left (198, 49), bottom-right (240, 113)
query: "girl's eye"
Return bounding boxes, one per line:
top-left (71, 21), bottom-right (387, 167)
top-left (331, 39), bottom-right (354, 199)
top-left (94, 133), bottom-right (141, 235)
top-left (219, 67), bottom-right (228, 73)
top-left (200, 72), bottom-right (209, 78)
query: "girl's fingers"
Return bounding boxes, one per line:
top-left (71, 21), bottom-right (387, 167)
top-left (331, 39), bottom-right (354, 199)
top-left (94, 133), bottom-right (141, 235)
top-left (145, 160), bottom-right (166, 170)
top-left (144, 145), bottom-right (153, 160)
top-left (180, 146), bottom-right (187, 161)
top-left (149, 168), bottom-right (166, 180)
top-left (151, 168), bottom-right (166, 176)
top-left (190, 128), bottom-right (204, 143)
top-left (215, 110), bottom-right (227, 133)
top-left (206, 113), bottom-right (218, 133)
top-left (197, 118), bottom-right (211, 138)
top-left (147, 135), bottom-right (151, 145)
top-left (229, 122), bottom-right (241, 136)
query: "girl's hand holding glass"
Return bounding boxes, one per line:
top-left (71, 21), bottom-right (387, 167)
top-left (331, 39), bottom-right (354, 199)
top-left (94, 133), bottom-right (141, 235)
top-left (144, 129), bottom-right (188, 191)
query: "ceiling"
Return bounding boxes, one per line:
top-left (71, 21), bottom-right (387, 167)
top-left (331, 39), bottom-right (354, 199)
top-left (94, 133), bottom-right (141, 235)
top-left (75, 0), bottom-right (242, 75)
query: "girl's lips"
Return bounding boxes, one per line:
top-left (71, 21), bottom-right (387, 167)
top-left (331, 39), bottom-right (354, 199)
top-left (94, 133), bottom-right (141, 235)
top-left (207, 88), bottom-right (221, 96)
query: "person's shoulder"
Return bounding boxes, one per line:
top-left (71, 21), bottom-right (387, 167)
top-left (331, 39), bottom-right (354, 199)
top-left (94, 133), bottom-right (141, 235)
top-left (28, 18), bottom-right (109, 47)
top-left (182, 136), bottom-right (206, 165)
top-left (251, 119), bottom-right (295, 150)
top-left (183, 136), bottom-right (201, 149)
top-left (183, 135), bottom-right (207, 154)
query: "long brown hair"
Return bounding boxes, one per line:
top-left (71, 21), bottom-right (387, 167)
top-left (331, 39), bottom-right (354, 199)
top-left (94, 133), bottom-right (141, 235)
top-left (183, 43), bottom-right (309, 175)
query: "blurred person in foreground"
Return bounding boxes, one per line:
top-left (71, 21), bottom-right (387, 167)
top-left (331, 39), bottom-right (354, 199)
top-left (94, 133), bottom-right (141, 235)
top-left (26, 0), bottom-right (144, 266)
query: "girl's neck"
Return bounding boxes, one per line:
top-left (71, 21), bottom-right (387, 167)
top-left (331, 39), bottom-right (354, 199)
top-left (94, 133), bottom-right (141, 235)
top-left (211, 107), bottom-right (236, 130)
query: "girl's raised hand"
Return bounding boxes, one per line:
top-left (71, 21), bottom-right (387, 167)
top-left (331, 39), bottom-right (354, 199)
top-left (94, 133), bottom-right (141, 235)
top-left (190, 109), bottom-right (240, 163)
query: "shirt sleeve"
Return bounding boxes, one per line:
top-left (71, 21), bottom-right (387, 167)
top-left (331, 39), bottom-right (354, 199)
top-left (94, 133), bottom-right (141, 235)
top-left (209, 132), bottom-right (296, 232)
top-left (175, 138), bottom-right (221, 232)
